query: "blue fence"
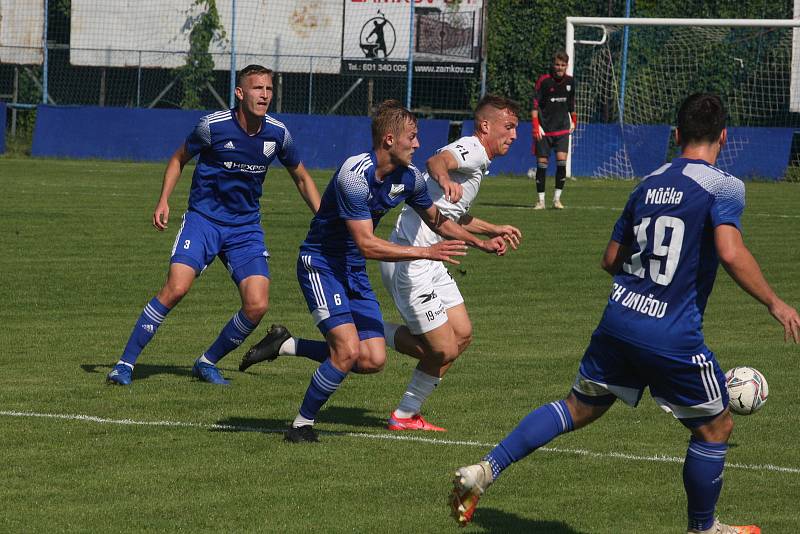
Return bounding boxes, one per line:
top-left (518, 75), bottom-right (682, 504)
top-left (718, 127), bottom-right (794, 180)
top-left (29, 106), bottom-right (793, 179)
top-left (31, 105), bottom-right (450, 170)
top-left (0, 102), bottom-right (6, 154)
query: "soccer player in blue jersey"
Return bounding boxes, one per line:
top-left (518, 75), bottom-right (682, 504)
top-left (106, 64), bottom-right (321, 386)
top-left (243, 100), bottom-right (507, 442)
top-left (450, 93), bottom-right (800, 533)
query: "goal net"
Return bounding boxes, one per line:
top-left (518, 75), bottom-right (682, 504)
top-left (567, 18), bottom-right (800, 179)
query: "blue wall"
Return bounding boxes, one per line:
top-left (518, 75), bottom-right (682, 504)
top-left (717, 127), bottom-right (794, 180)
top-left (30, 106), bottom-right (794, 179)
top-left (462, 121), bottom-right (671, 178)
top-left (0, 102), bottom-right (6, 154)
top-left (31, 105), bottom-right (450, 170)
top-left (461, 120), bottom-right (792, 180)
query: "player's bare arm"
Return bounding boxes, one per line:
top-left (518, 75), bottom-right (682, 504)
top-left (415, 205), bottom-right (506, 256)
top-left (458, 214), bottom-right (521, 250)
top-left (532, 110), bottom-right (544, 141)
top-left (153, 143), bottom-right (194, 231)
top-left (426, 150), bottom-right (463, 203)
top-left (715, 224), bottom-right (800, 343)
top-left (344, 218), bottom-right (467, 264)
top-left (600, 239), bottom-right (630, 275)
top-left (286, 162), bottom-right (321, 214)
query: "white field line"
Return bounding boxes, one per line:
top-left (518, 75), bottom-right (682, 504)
top-left (3, 410), bottom-right (799, 475)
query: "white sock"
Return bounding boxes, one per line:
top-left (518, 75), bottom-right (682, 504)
top-left (383, 322), bottom-right (401, 350)
top-left (199, 354), bottom-right (214, 366)
top-left (538, 192), bottom-right (545, 203)
top-left (116, 360), bottom-right (134, 369)
top-left (395, 368), bottom-right (441, 418)
top-left (279, 336), bottom-right (298, 355)
top-left (292, 414), bottom-right (314, 428)
top-left (554, 189), bottom-right (563, 202)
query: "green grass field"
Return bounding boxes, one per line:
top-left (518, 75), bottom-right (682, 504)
top-left (1, 157), bottom-right (798, 533)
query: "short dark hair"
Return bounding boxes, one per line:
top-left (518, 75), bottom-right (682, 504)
top-left (677, 93), bottom-right (727, 147)
top-left (553, 50), bottom-right (569, 64)
top-left (474, 94), bottom-right (520, 122)
top-left (236, 64), bottom-right (273, 87)
top-left (371, 99), bottom-right (417, 147)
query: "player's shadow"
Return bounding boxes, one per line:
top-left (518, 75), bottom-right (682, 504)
top-left (479, 201), bottom-right (535, 210)
top-left (317, 406), bottom-right (386, 429)
top-left (81, 361), bottom-right (194, 381)
top-left (472, 508), bottom-right (588, 533)
top-left (212, 416), bottom-right (289, 435)
top-left (213, 407), bottom-right (385, 435)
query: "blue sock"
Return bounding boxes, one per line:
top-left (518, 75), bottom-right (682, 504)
top-left (684, 437), bottom-right (727, 532)
top-left (296, 339), bottom-right (330, 363)
top-left (203, 310), bottom-right (257, 364)
top-left (120, 297), bottom-right (171, 365)
top-left (484, 400), bottom-right (574, 479)
top-left (298, 358), bottom-right (347, 422)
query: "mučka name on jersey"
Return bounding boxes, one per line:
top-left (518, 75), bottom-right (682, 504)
top-left (645, 187), bottom-right (683, 205)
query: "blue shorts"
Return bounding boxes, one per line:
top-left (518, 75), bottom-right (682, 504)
top-left (572, 332), bottom-right (729, 428)
top-left (170, 210), bottom-right (270, 285)
top-left (297, 252), bottom-right (384, 340)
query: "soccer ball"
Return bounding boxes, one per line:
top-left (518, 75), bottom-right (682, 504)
top-left (725, 367), bottom-right (769, 415)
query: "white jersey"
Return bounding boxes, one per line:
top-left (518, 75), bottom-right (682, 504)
top-left (390, 135), bottom-right (490, 247)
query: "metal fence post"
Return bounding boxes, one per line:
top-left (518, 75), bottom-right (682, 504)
top-left (137, 51), bottom-right (142, 107)
top-left (229, 0), bottom-right (237, 108)
top-left (308, 56), bottom-right (314, 114)
top-left (42, 0), bottom-right (49, 105)
top-left (405, 1), bottom-right (414, 109)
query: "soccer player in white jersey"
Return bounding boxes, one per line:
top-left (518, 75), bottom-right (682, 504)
top-left (450, 93), bottom-right (800, 533)
top-left (106, 65), bottom-right (320, 386)
top-left (241, 100), bottom-right (509, 443)
top-left (378, 95), bottom-right (523, 432)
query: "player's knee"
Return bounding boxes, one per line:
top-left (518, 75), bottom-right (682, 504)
top-left (356, 348), bottom-right (386, 373)
top-left (243, 299), bottom-right (268, 322)
top-left (700, 410), bottom-right (734, 442)
top-left (159, 282), bottom-right (190, 307)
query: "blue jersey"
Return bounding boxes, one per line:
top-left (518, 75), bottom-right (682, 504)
top-left (300, 152), bottom-right (433, 266)
top-left (596, 158), bottom-right (745, 355)
top-left (184, 109), bottom-right (301, 226)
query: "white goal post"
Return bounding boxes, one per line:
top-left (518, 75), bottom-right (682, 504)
top-left (564, 17), bottom-right (800, 179)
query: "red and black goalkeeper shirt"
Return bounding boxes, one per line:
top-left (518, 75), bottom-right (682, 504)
top-left (533, 74), bottom-right (576, 136)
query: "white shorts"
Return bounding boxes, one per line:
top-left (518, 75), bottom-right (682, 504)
top-left (379, 258), bottom-right (464, 335)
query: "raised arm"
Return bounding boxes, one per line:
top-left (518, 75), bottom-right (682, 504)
top-left (344, 218), bottom-right (466, 265)
top-left (458, 214), bottom-right (521, 250)
top-left (286, 162), bottom-right (321, 214)
top-left (414, 204), bottom-right (506, 256)
top-left (715, 224), bottom-right (800, 343)
top-left (426, 150), bottom-right (462, 203)
top-left (153, 143), bottom-right (194, 231)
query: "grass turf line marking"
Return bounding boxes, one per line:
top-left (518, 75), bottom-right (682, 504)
top-left (3, 410), bottom-right (799, 475)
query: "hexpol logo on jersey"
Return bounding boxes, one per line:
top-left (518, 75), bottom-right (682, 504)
top-left (389, 183), bottom-right (405, 199)
top-left (263, 142), bottom-right (276, 157)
